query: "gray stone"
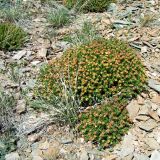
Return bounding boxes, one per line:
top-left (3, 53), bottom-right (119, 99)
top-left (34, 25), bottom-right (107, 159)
top-left (148, 110), bottom-right (159, 121)
top-left (157, 44), bottom-right (160, 49)
top-left (138, 119), bottom-right (157, 132)
top-left (88, 154), bottom-right (95, 160)
top-left (123, 154), bottom-right (134, 160)
top-left (32, 156), bottom-right (43, 160)
top-left (144, 138), bottom-right (160, 150)
top-left (80, 149), bottom-right (89, 160)
top-left (157, 108), bottom-right (160, 117)
top-left (107, 3), bottom-right (118, 14)
top-left (16, 99), bottom-right (26, 114)
top-left (21, 67), bottom-right (31, 73)
top-left (112, 20), bottom-right (132, 29)
top-left (38, 141), bottom-right (50, 150)
top-left (127, 100), bottom-right (140, 121)
top-left (127, 6), bottom-right (139, 12)
top-left (113, 20), bottom-right (132, 25)
top-left (52, 41), bottom-right (70, 52)
top-left (148, 79), bottom-right (160, 93)
top-left (60, 138), bottom-right (73, 144)
top-left (28, 134), bottom-right (40, 143)
top-left (5, 152), bottom-right (20, 160)
top-left (137, 95), bottom-right (145, 105)
top-left (31, 61), bottom-right (41, 66)
top-left (31, 142), bottom-right (39, 150)
top-left (151, 103), bottom-right (159, 111)
top-left (12, 50), bottom-right (26, 60)
top-left (65, 153), bottom-right (77, 160)
top-left (118, 10), bottom-right (132, 19)
top-left (86, 149), bottom-right (104, 156)
top-left (141, 46), bottom-right (148, 54)
top-left (16, 114), bottom-right (51, 136)
top-left (37, 47), bottom-right (47, 58)
top-left (150, 150), bottom-right (160, 160)
top-left (118, 134), bottom-right (135, 157)
top-left (102, 154), bottom-right (117, 160)
top-left (135, 115), bottom-right (150, 121)
top-left (138, 103), bottom-right (150, 115)
top-left (151, 95), bottom-right (160, 104)
top-left (133, 153), bottom-right (149, 160)
top-left (118, 6), bottom-right (138, 19)
top-left (31, 149), bottom-right (43, 157)
top-left (0, 59), bottom-right (5, 70)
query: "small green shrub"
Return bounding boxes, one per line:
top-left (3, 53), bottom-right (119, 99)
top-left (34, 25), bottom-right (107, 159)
top-left (78, 99), bottom-right (131, 148)
top-left (47, 6), bottom-right (72, 28)
top-left (63, 21), bottom-right (101, 46)
top-left (0, 23), bottom-right (27, 51)
top-left (35, 39), bottom-right (147, 106)
top-left (63, 0), bottom-right (116, 12)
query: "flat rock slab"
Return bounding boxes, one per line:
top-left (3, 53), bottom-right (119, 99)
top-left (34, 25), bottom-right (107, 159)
top-left (133, 153), bottom-right (149, 160)
top-left (0, 74), bottom-right (19, 88)
top-left (150, 150), bottom-right (160, 160)
top-left (135, 115), bottom-right (150, 121)
top-left (117, 134), bottom-right (135, 157)
top-left (12, 50), bottom-right (27, 60)
top-left (138, 119), bottom-right (158, 132)
top-left (17, 114), bottom-right (51, 136)
top-left (5, 152), bottom-right (20, 160)
top-left (148, 110), bottom-right (160, 121)
top-left (144, 138), bottom-right (160, 150)
top-left (80, 149), bottom-right (89, 160)
top-left (127, 100), bottom-right (140, 121)
top-left (151, 95), bottom-right (160, 104)
top-left (148, 79), bottom-right (160, 93)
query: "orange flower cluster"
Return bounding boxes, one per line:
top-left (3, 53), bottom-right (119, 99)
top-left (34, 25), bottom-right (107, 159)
top-left (78, 99), bottom-right (132, 148)
top-left (35, 39), bottom-right (147, 106)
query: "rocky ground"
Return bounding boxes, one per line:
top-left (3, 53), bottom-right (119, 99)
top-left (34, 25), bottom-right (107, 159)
top-left (0, 0), bottom-right (160, 160)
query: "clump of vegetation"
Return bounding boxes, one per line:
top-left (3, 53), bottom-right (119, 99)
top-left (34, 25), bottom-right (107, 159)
top-left (35, 39), bottom-right (147, 106)
top-left (78, 99), bottom-right (131, 148)
top-left (47, 6), bottom-right (72, 28)
top-left (0, 0), bottom-right (30, 23)
top-left (63, 0), bottom-right (116, 12)
top-left (0, 23), bottom-right (27, 51)
top-left (0, 132), bottom-right (17, 160)
top-left (31, 78), bottom-right (80, 128)
top-left (0, 88), bottom-right (16, 132)
top-left (0, 89), bottom-right (17, 158)
top-left (63, 21), bottom-right (101, 46)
